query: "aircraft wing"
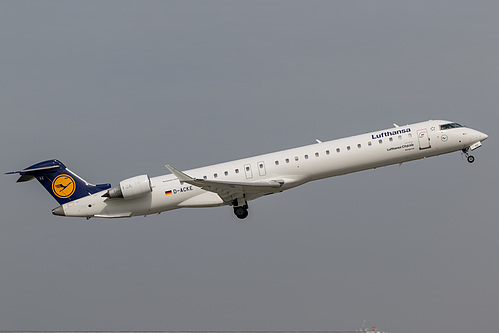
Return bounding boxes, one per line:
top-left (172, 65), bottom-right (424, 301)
top-left (166, 165), bottom-right (284, 203)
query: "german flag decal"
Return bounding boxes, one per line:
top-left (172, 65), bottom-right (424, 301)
top-left (165, 190), bottom-right (172, 196)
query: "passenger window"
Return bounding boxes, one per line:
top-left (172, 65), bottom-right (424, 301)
top-left (246, 166), bottom-right (250, 171)
top-left (286, 158), bottom-right (290, 163)
top-left (389, 137), bottom-right (393, 142)
top-left (398, 135), bottom-right (402, 140)
top-left (347, 146), bottom-right (351, 151)
top-left (259, 163), bottom-right (264, 169)
top-left (315, 152), bottom-right (319, 157)
top-left (368, 141), bottom-right (372, 146)
top-left (203, 176), bottom-right (207, 180)
top-left (224, 171), bottom-right (228, 176)
top-left (357, 144), bottom-right (361, 148)
top-left (275, 161), bottom-right (279, 165)
top-left (304, 155), bottom-right (309, 159)
top-left (326, 150), bottom-right (330, 155)
top-left (379, 139), bottom-right (383, 144)
top-left (235, 169), bottom-right (239, 174)
top-left (214, 173), bottom-right (218, 178)
top-left (336, 148), bottom-right (340, 153)
top-left (295, 156), bottom-right (299, 161)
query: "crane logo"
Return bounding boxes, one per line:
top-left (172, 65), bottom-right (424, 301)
top-left (52, 174), bottom-right (76, 199)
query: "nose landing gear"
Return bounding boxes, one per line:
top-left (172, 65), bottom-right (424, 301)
top-left (462, 148), bottom-right (475, 163)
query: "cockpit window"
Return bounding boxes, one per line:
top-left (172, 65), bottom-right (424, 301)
top-left (440, 123), bottom-right (465, 130)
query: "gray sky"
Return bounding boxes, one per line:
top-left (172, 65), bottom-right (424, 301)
top-left (1, 1), bottom-right (498, 332)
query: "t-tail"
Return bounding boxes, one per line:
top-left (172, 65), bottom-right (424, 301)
top-left (6, 159), bottom-right (111, 205)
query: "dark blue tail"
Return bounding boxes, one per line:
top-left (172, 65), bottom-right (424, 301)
top-left (6, 159), bottom-right (111, 205)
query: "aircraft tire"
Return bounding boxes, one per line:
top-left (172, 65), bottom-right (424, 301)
top-left (467, 155), bottom-right (475, 163)
top-left (234, 206), bottom-right (249, 219)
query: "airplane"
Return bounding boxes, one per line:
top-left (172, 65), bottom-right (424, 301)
top-left (7, 120), bottom-right (488, 220)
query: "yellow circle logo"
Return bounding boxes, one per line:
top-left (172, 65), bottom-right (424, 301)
top-left (52, 174), bottom-right (76, 199)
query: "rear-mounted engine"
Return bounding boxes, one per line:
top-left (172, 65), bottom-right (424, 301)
top-left (102, 175), bottom-right (152, 200)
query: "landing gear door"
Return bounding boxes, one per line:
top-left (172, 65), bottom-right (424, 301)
top-left (417, 129), bottom-right (431, 150)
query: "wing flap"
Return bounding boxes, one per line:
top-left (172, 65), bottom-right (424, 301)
top-left (165, 165), bottom-right (284, 203)
top-left (94, 212), bottom-right (132, 218)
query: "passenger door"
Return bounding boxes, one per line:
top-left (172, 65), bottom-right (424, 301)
top-left (417, 129), bottom-right (431, 149)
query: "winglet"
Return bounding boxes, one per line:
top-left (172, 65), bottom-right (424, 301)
top-left (165, 165), bottom-right (195, 182)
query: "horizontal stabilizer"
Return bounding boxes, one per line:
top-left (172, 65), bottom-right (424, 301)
top-left (16, 175), bottom-right (36, 183)
top-left (6, 164), bottom-right (60, 182)
top-left (6, 165), bottom-right (59, 175)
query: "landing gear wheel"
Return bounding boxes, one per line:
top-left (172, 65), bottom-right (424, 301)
top-left (462, 148), bottom-right (475, 164)
top-left (233, 206), bottom-right (249, 219)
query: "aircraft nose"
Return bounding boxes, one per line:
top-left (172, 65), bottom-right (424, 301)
top-left (480, 132), bottom-right (489, 141)
top-left (52, 205), bottom-right (65, 216)
top-left (469, 129), bottom-right (488, 142)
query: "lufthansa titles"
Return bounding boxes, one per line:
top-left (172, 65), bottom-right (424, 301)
top-left (387, 142), bottom-right (415, 152)
top-left (372, 128), bottom-right (411, 140)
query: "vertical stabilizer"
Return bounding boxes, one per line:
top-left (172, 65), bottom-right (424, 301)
top-left (6, 159), bottom-right (111, 204)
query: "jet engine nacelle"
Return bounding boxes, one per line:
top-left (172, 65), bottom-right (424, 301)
top-left (103, 175), bottom-right (152, 200)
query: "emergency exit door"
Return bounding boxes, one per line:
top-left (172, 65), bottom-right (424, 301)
top-left (244, 164), bottom-right (253, 179)
top-left (257, 161), bottom-right (267, 176)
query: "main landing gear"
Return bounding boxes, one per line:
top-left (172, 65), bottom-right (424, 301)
top-left (462, 148), bottom-right (475, 163)
top-left (232, 198), bottom-right (249, 219)
top-left (233, 205), bottom-right (249, 219)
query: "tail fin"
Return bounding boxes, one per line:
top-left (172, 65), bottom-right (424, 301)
top-left (6, 159), bottom-right (111, 205)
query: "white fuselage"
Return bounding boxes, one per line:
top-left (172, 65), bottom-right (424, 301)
top-left (59, 120), bottom-right (488, 218)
